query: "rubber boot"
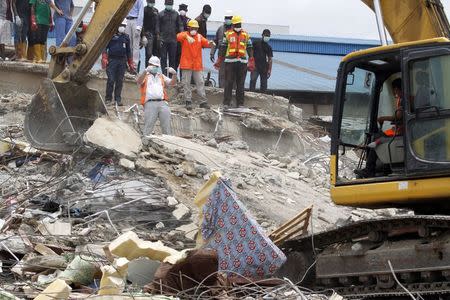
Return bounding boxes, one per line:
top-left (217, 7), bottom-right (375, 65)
top-left (19, 43), bottom-right (27, 61)
top-left (40, 44), bottom-right (46, 63)
top-left (33, 44), bottom-right (40, 63)
top-left (27, 44), bottom-right (34, 61)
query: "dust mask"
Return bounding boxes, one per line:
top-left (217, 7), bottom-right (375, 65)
top-left (118, 26), bottom-right (126, 34)
top-left (263, 36), bottom-right (270, 43)
top-left (179, 10), bottom-right (186, 16)
top-left (234, 27), bottom-right (242, 32)
top-left (190, 30), bottom-right (197, 36)
top-left (149, 66), bottom-right (159, 74)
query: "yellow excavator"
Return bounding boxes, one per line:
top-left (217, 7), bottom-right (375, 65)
top-left (22, 0), bottom-right (450, 297)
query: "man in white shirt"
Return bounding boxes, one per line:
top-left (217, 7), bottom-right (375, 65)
top-left (137, 56), bottom-right (177, 135)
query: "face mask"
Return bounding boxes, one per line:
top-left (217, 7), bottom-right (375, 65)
top-left (118, 26), bottom-right (126, 34)
top-left (190, 30), bottom-right (197, 36)
top-left (234, 27), bottom-right (242, 32)
top-left (147, 3), bottom-right (154, 7)
top-left (204, 13), bottom-right (210, 19)
top-left (263, 36), bottom-right (270, 43)
top-left (165, 5), bottom-right (173, 11)
top-left (76, 27), bottom-right (82, 33)
top-left (179, 10), bottom-right (186, 16)
top-left (225, 19), bottom-right (232, 26)
top-left (149, 66), bottom-right (159, 74)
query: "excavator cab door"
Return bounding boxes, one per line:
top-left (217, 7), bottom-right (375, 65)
top-left (402, 44), bottom-right (450, 174)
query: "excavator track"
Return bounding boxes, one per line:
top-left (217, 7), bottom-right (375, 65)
top-left (279, 216), bottom-right (450, 299)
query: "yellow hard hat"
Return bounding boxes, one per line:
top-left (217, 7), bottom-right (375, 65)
top-left (231, 15), bottom-right (242, 25)
top-left (187, 19), bottom-right (199, 28)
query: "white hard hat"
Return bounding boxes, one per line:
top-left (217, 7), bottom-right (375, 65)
top-left (148, 56), bottom-right (161, 67)
top-left (121, 18), bottom-right (127, 26)
top-left (225, 10), bottom-right (233, 18)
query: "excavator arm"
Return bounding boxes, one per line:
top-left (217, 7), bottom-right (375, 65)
top-left (362, 0), bottom-right (450, 43)
top-left (24, 0), bottom-right (137, 152)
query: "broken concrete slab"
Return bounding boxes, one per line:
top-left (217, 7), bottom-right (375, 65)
top-left (59, 255), bottom-right (100, 286)
top-left (127, 257), bottom-right (160, 286)
top-left (119, 158), bottom-right (135, 170)
top-left (84, 118), bottom-right (142, 159)
top-left (0, 234), bottom-right (28, 255)
top-left (167, 196), bottom-right (178, 207)
top-left (172, 203), bottom-right (190, 220)
top-left (38, 220), bottom-right (71, 236)
top-left (175, 223), bottom-right (198, 240)
top-left (22, 255), bottom-right (68, 273)
top-left (136, 159), bottom-right (160, 175)
top-left (34, 279), bottom-right (71, 300)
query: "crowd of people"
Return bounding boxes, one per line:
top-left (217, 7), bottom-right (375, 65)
top-left (0, 0), bottom-right (275, 136)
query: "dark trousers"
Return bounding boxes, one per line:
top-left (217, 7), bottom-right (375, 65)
top-left (160, 41), bottom-right (177, 76)
top-left (106, 58), bottom-right (127, 103)
top-left (29, 24), bottom-right (49, 45)
top-left (224, 62), bottom-right (248, 107)
top-left (250, 69), bottom-right (268, 92)
top-left (144, 32), bottom-right (156, 68)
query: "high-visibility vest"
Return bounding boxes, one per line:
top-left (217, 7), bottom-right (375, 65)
top-left (140, 74), bottom-right (169, 105)
top-left (225, 30), bottom-right (250, 59)
top-left (384, 96), bottom-right (404, 137)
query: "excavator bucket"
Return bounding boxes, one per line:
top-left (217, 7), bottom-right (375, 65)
top-left (24, 78), bottom-right (108, 152)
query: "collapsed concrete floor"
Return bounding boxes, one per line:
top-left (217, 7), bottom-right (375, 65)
top-left (0, 85), bottom-right (411, 299)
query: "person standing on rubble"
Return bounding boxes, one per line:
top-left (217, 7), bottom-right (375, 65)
top-left (159, 0), bottom-right (183, 77)
top-left (137, 56), bottom-right (177, 135)
top-left (14, 0), bottom-right (30, 61)
top-left (102, 19), bottom-right (136, 106)
top-left (125, 0), bottom-right (144, 73)
top-left (195, 4), bottom-right (211, 37)
top-left (29, 0), bottom-right (54, 63)
top-left (176, 3), bottom-right (190, 77)
top-left (250, 29), bottom-right (273, 93)
top-left (143, 0), bottom-right (159, 67)
top-left (210, 10), bottom-right (233, 88)
top-left (214, 16), bottom-right (255, 109)
top-left (0, 0), bottom-right (15, 61)
top-left (53, 0), bottom-right (75, 47)
top-left (177, 19), bottom-right (213, 111)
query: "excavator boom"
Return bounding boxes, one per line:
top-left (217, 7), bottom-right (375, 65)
top-left (24, 0), bottom-right (137, 152)
top-left (363, 0), bottom-right (450, 43)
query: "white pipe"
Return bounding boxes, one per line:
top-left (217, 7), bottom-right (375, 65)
top-left (374, 0), bottom-right (388, 46)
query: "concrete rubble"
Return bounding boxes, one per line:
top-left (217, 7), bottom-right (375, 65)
top-left (0, 89), bottom-right (411, 299)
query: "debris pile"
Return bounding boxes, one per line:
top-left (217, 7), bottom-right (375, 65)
top-left (0, 90), bottom-right (409, 299)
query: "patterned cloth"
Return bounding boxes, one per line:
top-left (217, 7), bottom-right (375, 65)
top-left (201, 177), bottom-right (286, 279)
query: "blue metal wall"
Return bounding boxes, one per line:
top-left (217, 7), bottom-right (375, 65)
top-left (206, 34), bottom-right (379, 56)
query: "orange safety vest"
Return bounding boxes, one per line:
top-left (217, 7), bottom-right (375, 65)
top-left (140, 74), bottom-right (169, 105)
top-left (225, 30), bottom-right (250, 59)
top-left (384, 96), bottom-right (403, 137)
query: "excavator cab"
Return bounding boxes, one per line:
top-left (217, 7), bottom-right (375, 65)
top-left (331, 38), bottom-right (450, 211)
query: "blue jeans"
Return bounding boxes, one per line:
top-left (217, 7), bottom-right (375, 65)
top-left (106, 58), bottom-right (127, 103)
top-left (54, 16), bottom-right (76, 46)
top-left (14, 16), bottom-right (29, 44)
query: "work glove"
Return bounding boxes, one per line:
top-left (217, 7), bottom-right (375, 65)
top-left (31, 14), bottom-right (38, 31)
top-left (166, 67), bottom-right (177, 76)
top-left (101, 53), bottom-right (108, 69)
top-left (214, 56), bottom-right (224, 70)
top-left (15, 17), bottom-right (22, 27)
top-left (128, 58), bottom-right (136, 74)
top-left (186, 35), bottom-right (195, 44)
top-left (247, 57), bottom-right (256, 72)
top-left (136, 26), bottom-right (142, 34)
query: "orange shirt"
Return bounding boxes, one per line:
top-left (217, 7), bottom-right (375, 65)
top-left (177, 31), bottom-right (210, 71)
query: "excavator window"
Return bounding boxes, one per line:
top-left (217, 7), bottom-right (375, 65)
top-left (409, 54), bottom-right (450, 162)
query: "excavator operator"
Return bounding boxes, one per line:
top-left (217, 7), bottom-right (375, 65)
top-left (355, 78), bottom-right (404, 179)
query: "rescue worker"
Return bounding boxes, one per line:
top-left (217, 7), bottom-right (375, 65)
top-left (214, 16), bottom-right (255, 109)
top-left (102, 20), bottom-right (136, 106)
top-left (176, 3), bottom-right (190, 77)
top-left (159, 0), bottom-right (183, 76)
top-left (177, 19), bottom-right (213, 110)
top-left (355, 79), bottom-right (403, 179)
top-left (195, 4), bottom-right (211, 37)
top-left (136, 56), bottom-right (177, 136)
top-left (125, 0), bottom-right (144, 72)
top-left (143, 0), bottom-right (159, 67)
top-left (250, 29), bottom-right (273, 93)
top-left (29, 0), bottom-right (53, 63)
top-left (210, 10), bottom-right (233, 88)
top-left (0, 0), bottom-right (14, 61)
top-left (14, 0), bottom-right (29, 61)
top-left (53, 0), bottom-right (75, 47)
top-left (75, 21), bottom-right (87, 45)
